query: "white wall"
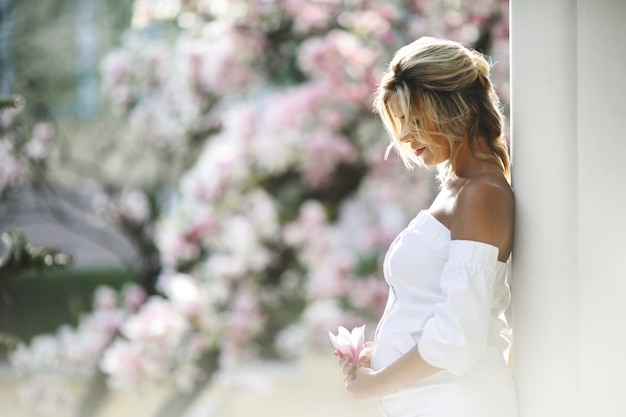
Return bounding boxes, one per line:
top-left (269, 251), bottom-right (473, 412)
top-left (511, 0), bottom-right (626, 416)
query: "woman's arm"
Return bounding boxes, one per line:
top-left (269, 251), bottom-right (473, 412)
top-left (344, 345), bottom-right (441, 399)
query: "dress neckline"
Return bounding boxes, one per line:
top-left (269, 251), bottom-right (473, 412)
top-left (419, 210), bottom-right (508, 268)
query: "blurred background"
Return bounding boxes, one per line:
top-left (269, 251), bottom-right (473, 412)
top-left (0, 0), bottom-right (509, 416)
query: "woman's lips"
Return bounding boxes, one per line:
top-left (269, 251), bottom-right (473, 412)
top-left (415, 147), bottom-right (426, 156)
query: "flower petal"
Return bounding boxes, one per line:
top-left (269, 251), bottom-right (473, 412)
top-left (351, 325), bottom-right (366, 351)
top-left (328, 330), bottom-right (340, 350)
top-left (329, 325), bottom-right (367, 363)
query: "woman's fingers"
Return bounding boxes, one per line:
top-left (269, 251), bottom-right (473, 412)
top-left (358, 357), bottom-right (370, 369)
top-left (357, 342), bottom-right (373, 368)
top-left (335, 343), bottom-right (376, 394)
top-left (344, 371), bottom-right (356, 383)
top-left (343, 359), bottom-right (355, 376)
top-left (336, 353), bottom-right (356, 376)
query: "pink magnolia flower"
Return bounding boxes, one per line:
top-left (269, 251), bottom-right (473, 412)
top-left (93, 286), bottom-right (118, 310)
top-left (328, 325), bottom-right (366, 364)
top-left (122, 283), bottom-right (147, 311)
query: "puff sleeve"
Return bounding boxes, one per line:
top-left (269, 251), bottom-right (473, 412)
top-left (417, 239), bottom-right (498, 376)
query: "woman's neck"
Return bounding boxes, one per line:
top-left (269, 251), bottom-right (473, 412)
top-left (452, 135), bottom-right (503, 179)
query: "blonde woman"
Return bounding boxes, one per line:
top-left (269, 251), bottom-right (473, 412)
top-left (337, 37), bottom-right (518, 417)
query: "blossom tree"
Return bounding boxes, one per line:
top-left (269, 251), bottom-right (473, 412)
top-left (10, 0), bottom-right (510, 416)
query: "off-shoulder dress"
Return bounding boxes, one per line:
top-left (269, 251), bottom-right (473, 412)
top-left (370, 210), bottom-right (518, 417)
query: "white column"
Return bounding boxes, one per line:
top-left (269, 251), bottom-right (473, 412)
top-left (577, 0), bottom-right (626, 416)
top-left (510, 0), bottom-right (580, 416)
top-left (511, 0), bottom-right (626, 416)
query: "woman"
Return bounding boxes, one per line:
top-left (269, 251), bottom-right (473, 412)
top-left (336, 37), bottom-right (518, 417)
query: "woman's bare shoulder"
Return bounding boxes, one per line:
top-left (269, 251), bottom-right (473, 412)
top-left (449, 173), bottom-right (514, 255)
top-left (456, 172), bottom-right (513, 210)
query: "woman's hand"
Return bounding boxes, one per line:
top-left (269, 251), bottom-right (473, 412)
top-left (345, 366), bottom-right (381, 399)
top-left (336, 341), bottom-right (381, 399)
top-left (335, 341), bottom-right (373, 380)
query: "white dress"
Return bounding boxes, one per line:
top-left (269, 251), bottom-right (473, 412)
top-left (370, 210), bottom-right (518, 417)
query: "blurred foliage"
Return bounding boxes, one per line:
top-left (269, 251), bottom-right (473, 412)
top-left (0, 267), bottom-right (137, 358)
top-left (0, 229), bottom-right (73, 282)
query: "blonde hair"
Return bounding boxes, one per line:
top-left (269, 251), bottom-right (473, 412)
top-left (373, 37), bottom-right (510, 183)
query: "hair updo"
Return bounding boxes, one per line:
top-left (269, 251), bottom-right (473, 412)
top-left (373, 37), bottom-right (510, 182)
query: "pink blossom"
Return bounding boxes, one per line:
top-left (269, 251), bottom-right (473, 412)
top-left (10, 335), bottom-right (58, 372)
top-left (302, 300), bottom-right (363, 345)
top-left (283, 0), bottom-right (340, 33)
top-left (76, 309), bottom-right (126, 360)
top-left (116, 187), bottom-right (150, 224)
top-left (297, 30), bottom-right (378, 84)
top-left (220, 287), bottom-right (266, 366)
top-left (157, 272), bottom-right (204, 319)
top-left (300, 130), bottom-right (357, 187)
top-left (121, 297), bottom-right (190, 348)
top-left (122, 283), bottom-right (147, 311)
top-left (100, 49), bottom-right (133, 103)
top-left (186, 333), bottom-right (210, 357)
top-left (154, 219), bottom-right (201, 267)
top-left (348, 277), bottom-right (389, 318)
top-left (228, 289), bottom-right (265, 344)
top-left (203, 253), bottom-right (248, 281)
top-left (216, 215), bottom-right (272, 272)
top-left (93, 286), bottom-right (118, 310)
top-left (24, 122), bottom-right (54, 161)
top-left (16, 375), bottom-right (75, 416)
top-left (24, 139), bottom-right (48, 161)
top-left (10, 307), bottom-right (126, 377)
top-left (179, 135), bottom-right (251, 201)
top-left (0, 140), bottom-right (25, 191)
top-left (282, 200), bottom-right (329, 248)
top-left (241, 189), bottom-right (279, 238)
top-left (100, 339), bottom-right (154, 389)
top-left (344, 8), bottom-right (396, 44)
top-left (306, 251), bottom-right (356, 299)
top-left (297, 34), bottom-right (345, 83)
top-left (328, 325), bottom-right (366, 364)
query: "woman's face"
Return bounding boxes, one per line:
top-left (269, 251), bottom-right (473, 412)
top-left (389, 98), bottom-right (451, 167)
